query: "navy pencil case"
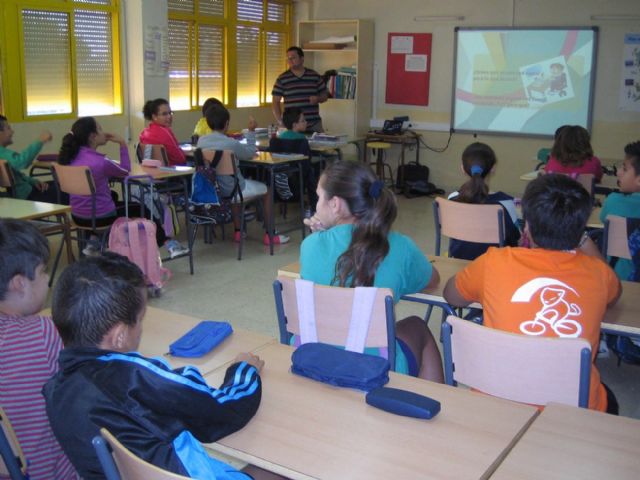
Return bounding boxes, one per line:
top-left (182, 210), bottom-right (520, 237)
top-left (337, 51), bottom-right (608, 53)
top-left (291, 342), bottom-right (390, 392)
top-left (169, 321), bottom-right (233, 357)
top-left (366, 386), bottom-right (441, 419)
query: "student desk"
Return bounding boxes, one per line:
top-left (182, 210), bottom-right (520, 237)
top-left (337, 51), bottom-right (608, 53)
top-left (137, 306), bottom-right (276, 376)
top-left (203, 342), bottom-right (537, 480)
top-left (519, 170), bottom-right (619, 192)
top-left (278, 258), bottom-right (640, 338)
top-left (241, 152), bottom-right (307, 255)
top-left (364, 131), bottom-right (422, 187)
top-left (0, 197), bottom-right (74, 267)
top-left (491, 402), bottom-right (640, 480)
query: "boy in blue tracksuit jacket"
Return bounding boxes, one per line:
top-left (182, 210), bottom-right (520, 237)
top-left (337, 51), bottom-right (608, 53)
top-left (43, 253), bottom-right (266, 480)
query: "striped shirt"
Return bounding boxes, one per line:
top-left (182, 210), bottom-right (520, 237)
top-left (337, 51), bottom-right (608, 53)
top-left (272, 68), bottom-right (327, 125)
top-left (0, 314), bottom-right (77, 479)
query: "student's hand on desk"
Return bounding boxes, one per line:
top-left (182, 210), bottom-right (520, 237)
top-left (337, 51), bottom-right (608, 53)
top-left (303, 215), bottom-right (325, 232)
top-left (247, 116), bottom-right (258, 131)
top-left (234, 352), bottom-right (265, 372)
top-left (39, 130), bottom-right (53, 143)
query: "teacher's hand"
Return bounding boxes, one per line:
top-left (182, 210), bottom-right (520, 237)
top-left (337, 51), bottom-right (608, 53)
top-left (309, 95), bottom-right (320, 105)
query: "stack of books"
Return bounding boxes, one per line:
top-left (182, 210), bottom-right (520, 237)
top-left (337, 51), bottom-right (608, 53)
top-left (327, 67), bottom-right (357, 99)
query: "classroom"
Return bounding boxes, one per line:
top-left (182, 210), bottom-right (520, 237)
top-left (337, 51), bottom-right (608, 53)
top-left (1, 0), bottom-right (640, 479)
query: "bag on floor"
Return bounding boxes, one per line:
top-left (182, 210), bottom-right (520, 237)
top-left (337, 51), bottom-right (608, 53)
top-left (108, 217), bottom-right (171, 289)
top-left (605, 334), bottom-right (640, 365)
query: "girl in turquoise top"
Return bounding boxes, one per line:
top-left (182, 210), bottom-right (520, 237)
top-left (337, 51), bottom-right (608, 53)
top-left (301, 161), bottom-right (443, 382)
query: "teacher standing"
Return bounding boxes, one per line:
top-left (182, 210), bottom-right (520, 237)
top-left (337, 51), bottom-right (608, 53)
top-left (271, 46), bottom-right (328, 133)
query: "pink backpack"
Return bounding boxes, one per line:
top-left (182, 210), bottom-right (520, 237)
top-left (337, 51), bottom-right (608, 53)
top-left (108, 217), bottom-right (171, 292)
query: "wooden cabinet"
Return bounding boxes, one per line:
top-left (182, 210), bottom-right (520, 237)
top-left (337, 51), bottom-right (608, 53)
top-left (297, 19), bottom-right (373, 138)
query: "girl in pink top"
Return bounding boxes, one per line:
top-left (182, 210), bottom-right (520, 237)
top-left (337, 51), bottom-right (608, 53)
top-left (139, 98), bottom-right (186, 166)
top-left (544, 125), bottom-right (603, 182)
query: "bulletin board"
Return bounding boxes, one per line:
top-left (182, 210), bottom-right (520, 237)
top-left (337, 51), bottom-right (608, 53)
top-left (385, 33), bottom-right (432, 106)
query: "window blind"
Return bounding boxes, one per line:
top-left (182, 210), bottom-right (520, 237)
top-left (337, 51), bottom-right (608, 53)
top-left (22, 9), bottom-right (72, 115)
top-left (169, 19), bottom-right (193, 110)
top-left (265, 31), bottom-right (286, 102)
top-left (198, 24), bottom-right (224, 104)
top-left (267, 1), bottom-right (286, 22)
top-left (236, 25), bottom-right (260, 107)
top-left (237, 0), bottom-right (263, 22)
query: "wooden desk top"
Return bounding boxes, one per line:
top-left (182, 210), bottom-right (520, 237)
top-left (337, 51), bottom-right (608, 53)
top-left (0, 197), bottom-right (71, 220)
top-left (129, 162), bottom-right (194, 180)
top-left (205, 342), bottom-right (538, 480)
top-left (492, 402), bottom-right (640, 480)
top-left (245, 151), bottom-right (307, 165)
top-left (137, 307), bottom-right (276, 376)
top-left (365, 131), bottom-right (421, 142)
top-left (520, 170), bottom-right (619, 191)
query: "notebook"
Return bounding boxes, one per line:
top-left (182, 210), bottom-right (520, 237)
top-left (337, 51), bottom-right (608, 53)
top-left (376, 119), bottom-right (404, 135)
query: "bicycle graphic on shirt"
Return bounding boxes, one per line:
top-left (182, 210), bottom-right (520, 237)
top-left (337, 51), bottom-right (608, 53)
top-left (518, 286), bottom-right (583, 338)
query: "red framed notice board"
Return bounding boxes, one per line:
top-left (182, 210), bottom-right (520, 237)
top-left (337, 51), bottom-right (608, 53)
top-left (385, 33), bottom-right (432, 106)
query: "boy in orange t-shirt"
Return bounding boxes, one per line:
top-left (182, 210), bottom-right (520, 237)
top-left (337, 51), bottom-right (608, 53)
top-left (444, 174), bottom-right (622, 413)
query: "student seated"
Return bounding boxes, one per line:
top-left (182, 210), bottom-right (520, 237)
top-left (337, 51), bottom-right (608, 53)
top-left (444, 174), bottom-right (622, 413)
top-left (192, 97), bottom-right (223, 141)
top-left (139, 98), bottom-right (187, 166)
top-left (0, 115), bottom-right (67, 204)
top-left (301, 161), bottom-right (443, 382)
top-left (58, 117), bottom-right (187, 258)
top-left (43, 253), bottom-right (268, 479)
top-left (599, 140), bottom-right (640, 281)
top-left (197, 104), bottom-right (290, 245)
top-left (544, 125), bottom-right (603, 182)
top-left (0, 219), bottom-right (77, 479)
top-left (448, 142), bottom-right (520, 260)
top-left (272, 107), bottom-right (318, 208)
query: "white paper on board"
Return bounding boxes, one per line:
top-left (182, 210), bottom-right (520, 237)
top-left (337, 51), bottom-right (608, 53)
top-left (405, 54), bottom-right (428, 72)
top-left (391, 36), bottom-right (413, 54)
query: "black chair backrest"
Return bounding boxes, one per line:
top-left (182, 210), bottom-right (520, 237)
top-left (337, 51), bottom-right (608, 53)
top-left (268, 137), bottom-right (311, 158)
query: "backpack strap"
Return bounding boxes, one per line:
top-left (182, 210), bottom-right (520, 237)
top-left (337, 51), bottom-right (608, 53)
top-left (210, 150), bottom-right (224, 169)
top-left (295, 279), bottom-right (318, 344)
top-left (127, 220), bottom-right (147, 274)
top-left (345, 287), bottom-right (377, 353)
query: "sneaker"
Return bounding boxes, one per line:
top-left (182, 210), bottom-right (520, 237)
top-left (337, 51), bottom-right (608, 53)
top-left (263, 233), bottom-right (290, 245)
top-left (166, 240), bottom-right (189, 258)
top-left (233, 231), bottom-right (248, 243)
top-left (82, 243), bottom-right (101, 257)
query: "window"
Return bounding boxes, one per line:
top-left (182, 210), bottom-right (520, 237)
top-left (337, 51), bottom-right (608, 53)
top-left (0, 0), bottom-right (121, 120)
top-left (168, 0), bottom-right (290, 110)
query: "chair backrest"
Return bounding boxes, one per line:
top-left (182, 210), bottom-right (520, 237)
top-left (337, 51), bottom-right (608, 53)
top-left (603, 215), bottom-right (632, 260)
top-left (269, 137), bottom-right (311, 158)
top-left (0, 407), bottom-right (28, 480)
top-left (433, 197), bottom-right (505, 256)
top-left (273, 275), bottom-right (397, 370)
top-left (0, 159), bottom-right (16, 197)
top-left (93, 428), bottom-right (190, 480)
top-left (51, 163), bottom-right (96, 196)
top-left (574, 173), bottom-right (595, 197)
top-left (197, 149), bottom-right (236, 176)
top-left (442, 315), bottom-right (592, 408)
top-left (137, 143), bottom-right (169, 166)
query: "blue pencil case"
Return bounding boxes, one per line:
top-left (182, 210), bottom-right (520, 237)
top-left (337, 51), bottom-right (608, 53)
top-left (366, 387), bottom-right (441, 419)
top-left (291, 342), bottom-right (390, 392)
top-left (169, 321), bottom-right (233, 357)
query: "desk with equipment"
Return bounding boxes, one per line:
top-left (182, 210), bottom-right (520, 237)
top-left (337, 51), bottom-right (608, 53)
top-left (204, 342), bottom-right (538, 480)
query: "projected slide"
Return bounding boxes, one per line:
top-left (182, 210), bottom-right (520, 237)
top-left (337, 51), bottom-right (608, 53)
top-left (452, 28), bottom-right (598, 137)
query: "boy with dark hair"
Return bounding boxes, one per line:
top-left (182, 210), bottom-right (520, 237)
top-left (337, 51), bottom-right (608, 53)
top-left (0, 219), bottom-right (77, 479)
top-left (43, 252), bottom-right (266, 479)
top-left (0, 115), bottom-right (62, 203)
top-left (193, 97), bottom-right (224, 139)
top-left (599, 140), bottom-right (640, 280)
top-left (444, 174), bottom-right (622, 413)
top-left (280, 107), bottom-right (308, 140)
top-left (197, 104), bottom-right (290, 245)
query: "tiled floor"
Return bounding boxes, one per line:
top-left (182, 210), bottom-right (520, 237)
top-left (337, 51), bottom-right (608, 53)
top-left (46, 193), bottom-right (640, 418)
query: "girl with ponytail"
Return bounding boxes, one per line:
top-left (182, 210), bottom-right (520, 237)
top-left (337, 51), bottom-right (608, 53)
top-left (300, 161), bottom-right (443, 382)
top-left (448, 142), bottom-right (520, 259)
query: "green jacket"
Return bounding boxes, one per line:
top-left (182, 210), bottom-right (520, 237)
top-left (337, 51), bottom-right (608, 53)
top-left (0, 141), bottom-right (43, 199)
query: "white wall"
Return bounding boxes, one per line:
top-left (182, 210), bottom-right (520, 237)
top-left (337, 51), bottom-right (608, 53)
top-left (303, 0), bottom-right (640, 194)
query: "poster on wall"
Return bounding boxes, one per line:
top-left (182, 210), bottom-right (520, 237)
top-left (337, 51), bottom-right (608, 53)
top-left (619, 33), bottom-right (640, 112)
top-left (144, 26), bottom-right (169, 77)
top-left (385, 33), bottom-right (432, 106)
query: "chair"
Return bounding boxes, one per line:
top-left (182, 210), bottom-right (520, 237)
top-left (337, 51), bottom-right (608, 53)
top-left (93, 428), bottom-right (190, 480)
top-left (367, 141), bottom-right (394, 187)
top-left (136, 143), bottom-right (169, 166)
top-left (433, 196), bottom-right (505, 256)
top-left (273, 275), bottom-right (397, 370)
top-left (534, 147), bottom-right (551, 170)
top-left (442, 315), bottom-right (592, 408)
top-left (602, 214), bottom-right (633, 261)
top-left (0, 159), bottom-right (17, 197)
top-left (0, 407), bottom-right (28, 480)
top-left (195, 148), bottom-right (265, 260)
top-left (51, 163), bottom-right (111, 255)
top-left (574, 173), bottom-right (595, 198)
top-left (29, 153), bottom-right (58, 178)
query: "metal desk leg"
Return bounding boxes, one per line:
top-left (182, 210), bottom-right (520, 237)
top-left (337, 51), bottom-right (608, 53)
top-left (268, 167), bottom-right (275, 255)
top-left (298, 162), bottom-right (305, 240)
top-left (181, 176), bottom-right (194, 274)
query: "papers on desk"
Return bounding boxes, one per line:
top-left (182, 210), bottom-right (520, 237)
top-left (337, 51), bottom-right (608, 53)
top-left (270, 153), bottom-right (305, 160)
top-left (159, 166), bottom-right (192, 172)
